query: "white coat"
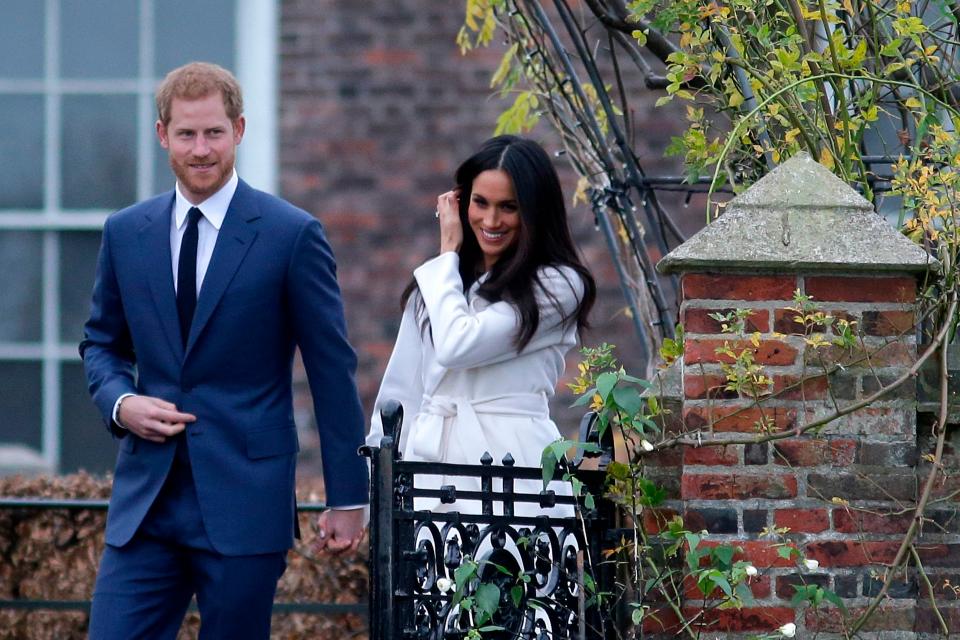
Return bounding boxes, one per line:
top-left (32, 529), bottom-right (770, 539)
top-left (366, 252), bottom-right (584, 516)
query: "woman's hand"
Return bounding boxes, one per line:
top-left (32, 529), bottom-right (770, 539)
top-left (437, 190), bottom-right (462, 255)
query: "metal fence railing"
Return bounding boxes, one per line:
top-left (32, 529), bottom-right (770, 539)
top-left (0, 497), bottom-right (366, 618)
top-left (363, 402), bottom-right (620, 640)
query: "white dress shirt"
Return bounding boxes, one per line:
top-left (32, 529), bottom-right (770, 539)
top-left (170, 171), bottom-right (238, 293)
top-left (112, 172), bottom-right (238, 424)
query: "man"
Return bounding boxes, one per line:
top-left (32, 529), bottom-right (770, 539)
top-left (80, 62), bottom-right (368, 639)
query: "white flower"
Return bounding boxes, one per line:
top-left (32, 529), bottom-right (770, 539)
top-left (640, 439), bottom-right (654, 452)
top-left (779, 622), bottom-right (797, 637)
top-left (803, 559), bottom-right (820, 571)
top-left (436, 577), bottom-right (453, 594)
top-left (744, 564), bottom-right (758, 577)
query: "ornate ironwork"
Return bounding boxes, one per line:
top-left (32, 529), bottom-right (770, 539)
top-left (363, 401), bottom-right (617, 640)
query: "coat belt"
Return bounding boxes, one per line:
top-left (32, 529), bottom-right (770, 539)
top-left (409, 392), bottom-right (549, 461)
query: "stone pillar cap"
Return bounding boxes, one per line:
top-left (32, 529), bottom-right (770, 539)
top-left (657, 152), bottom-right (936, 274)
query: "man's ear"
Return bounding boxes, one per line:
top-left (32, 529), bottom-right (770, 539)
top-left (156, 120), bottom-right (169, 149)
top-left (233, 116), bottom-right (246, 145)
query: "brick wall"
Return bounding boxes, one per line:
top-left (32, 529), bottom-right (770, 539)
top-left (656, 155), bottom-right (953, 638)
top-left (278, 0), bottom-right (691, 464)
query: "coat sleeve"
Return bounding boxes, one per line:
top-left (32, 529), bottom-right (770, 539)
top-left (78, 217), bottom-right (137, 437)
top-left (413, 252), bottom-right (584, 370)
top-left (287, 219), bottom-right (369, 507)
top-left (366, 297), bottom-right (425, 450)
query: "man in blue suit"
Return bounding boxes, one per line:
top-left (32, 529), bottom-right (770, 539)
top-left (80, 62), bottom-right (368, 639)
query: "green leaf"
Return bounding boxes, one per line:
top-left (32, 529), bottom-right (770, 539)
top-left (712, 545), bottom-right (736, 569)
top-left (777, 545), bottom-right (798, 560)
top-left (823, 588), bottom-right (846, 610)
top-left (596, 372), bottom-right (618, 400)
top-left (510, 585), bottom-right (523, 608)
top-left (475, 583), bottom-right (501, 618)
top-left (612, 386), bottom-right (643, 416)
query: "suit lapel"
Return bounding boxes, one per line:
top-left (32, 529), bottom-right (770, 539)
top-left (138, 194), bottom-right (184, 359)
top-left (185, 180), bottom-right (260, 356)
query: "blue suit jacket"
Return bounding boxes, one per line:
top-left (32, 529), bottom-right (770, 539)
top-left (80, 180), bottom-right (369, 556)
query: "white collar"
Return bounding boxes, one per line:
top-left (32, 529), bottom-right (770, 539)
top-left (173, 171), bottom-right (239, 231)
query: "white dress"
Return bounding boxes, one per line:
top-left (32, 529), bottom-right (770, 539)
top-left (366, 252), bottom-right (584, 516)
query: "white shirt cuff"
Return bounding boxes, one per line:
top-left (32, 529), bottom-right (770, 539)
top-left (112, 393), bottom-right (136, 429)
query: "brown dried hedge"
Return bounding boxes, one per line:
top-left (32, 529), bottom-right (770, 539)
top-left (0, 474), bottom-right (368, 639)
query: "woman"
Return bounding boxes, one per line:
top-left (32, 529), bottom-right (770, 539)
top-left (366, 135), bottom-right (596, 515)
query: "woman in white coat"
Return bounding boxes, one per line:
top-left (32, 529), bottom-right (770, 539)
top-left (366, 135), bottom-right (596, 516)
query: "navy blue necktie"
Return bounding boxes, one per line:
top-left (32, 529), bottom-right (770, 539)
top-left (177, 207), bottom-right (203, 348)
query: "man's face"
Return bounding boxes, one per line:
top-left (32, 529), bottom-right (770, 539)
top-left (157, 92), bottom-right (244, 204)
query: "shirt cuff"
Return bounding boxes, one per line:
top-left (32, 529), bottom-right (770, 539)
top-left (112, 393), bottom-right (136, 429)
top-left (328, 504), bottom-right (365, 510)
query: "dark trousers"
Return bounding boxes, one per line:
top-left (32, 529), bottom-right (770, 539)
top-left (88, 439), bottom-right (287, 640)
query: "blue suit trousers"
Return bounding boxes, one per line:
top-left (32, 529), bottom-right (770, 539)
top-left (88, 440), bottom-right (287, 640)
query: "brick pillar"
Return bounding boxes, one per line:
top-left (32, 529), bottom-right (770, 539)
top-left (657, 153), bottom-right (935, 637)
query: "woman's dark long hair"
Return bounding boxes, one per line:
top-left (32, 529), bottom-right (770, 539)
top-left (403, 135), bottom-right (596, 352)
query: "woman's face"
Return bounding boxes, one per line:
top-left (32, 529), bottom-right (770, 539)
top-left (468, 169), bottom-right (522, 271)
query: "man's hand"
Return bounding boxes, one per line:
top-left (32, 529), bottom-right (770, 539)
top-left (117, 395), bottom-right (196, 443)
top-left (313, 508), bottom-right (364, 556)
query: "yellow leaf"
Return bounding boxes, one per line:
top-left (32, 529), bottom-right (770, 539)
top-left (784, 128), bottom-right (800, 144)
top-left (728, 91), bottom-right (744, 109)
top-left (571, 175), bottom-right (590, 207)
top-left (819, 146), bottom-right (835, 170)
top-left (904, 96), bottom-right (922, 109)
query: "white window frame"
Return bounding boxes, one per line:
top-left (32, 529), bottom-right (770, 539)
top-left (0, 0), bottom-right (277, 471)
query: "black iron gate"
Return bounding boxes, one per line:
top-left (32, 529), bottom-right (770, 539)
top-left (363, 401), bottom-right (618, 640)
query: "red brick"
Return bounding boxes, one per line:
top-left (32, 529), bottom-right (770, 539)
top-left (684, 405), bottom-right (797, 433)
top-left (806, 604), bottom-right (915, 632)
top-left (683, 444), bottom-right (739, 466)
top-left (641, 508), bottom-right (679, 534)
top-left (775, 508), bottom-right (830, 533)
top-left (684, 338), bottom-right (798, 366)
top-left (861, 310), bottom-right (916, 337)
top-left (683, 374), bottom-right (736, 400)
top-left (805, 540), bottom-right (902, 567)
top-left (685, 606), bottom-right (796, 632)
top-left (805, 275), bottom-right (916, 303)
top-left (681, 573), bottom-right (771, 599)
top-left (362, 48), bottom-right (421, 65)
top-left (683, 273), bottom-right (797, 301)
top-left (695, 540), bottom-right (798, 569)
top-left (681, 474), bottom-right (797, 500)
top-left (641, 607), bottom-right (682, 635)
top-left (774, 308), bottom-right (856, 335)
top-left (914, 604), bottom-right (960, 633)
top-left (810, 341), bottom-right (915, 368)
top-left (832, 508), bottom-right (913, 534)
top-left (772, 374), bottom-right (830, 400)
top-left (776, 573), bottom-right (830, 599)
top-left (773, 439), bottom-right (857, 467)
top-left (683, 307), bottom-right (770, 333)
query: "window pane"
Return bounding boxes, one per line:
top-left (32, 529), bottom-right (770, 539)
top-left (154, 143), bottom-right (175, 196)
top-left (0, 361), bottom-right (42, 449)
top-left (0, 95), bottom-right (44, 209)
top-left (0, 231), bottom-right (42, 342)
top-left (61, 362), bottom-right (114, 474)
top-left (60, 231), bottom-right (103, 343)
top-left (60, 0), bottom-right (138, 79)
top-left (0, 1), bottom-right (44, 78)
top-left (155, 0), bottom-right (235, 74)
top-left (61, 95), bottom-right (138, 209)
